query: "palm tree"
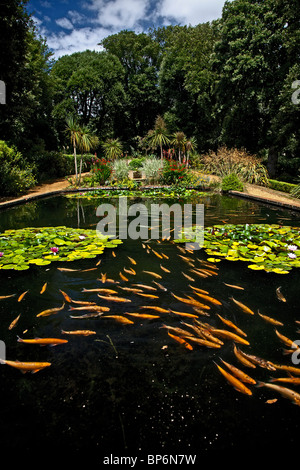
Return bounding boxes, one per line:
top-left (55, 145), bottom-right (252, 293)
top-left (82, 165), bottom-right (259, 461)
top-left (77, 125), bottom-right (99, 185)
top-left (147, 115), bottom-right (170, 160)
top-left (185, 136), bottom-right (197, 167)
top-left (65, 116), bottom-right (82, 184)
top-left (102, 138), bottom-right (123, 161)
top-left (171, 131), bottom-right (186, 163)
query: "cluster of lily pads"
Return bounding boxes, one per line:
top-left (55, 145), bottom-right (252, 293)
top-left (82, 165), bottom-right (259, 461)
top-left (176, 223), bottom-right (300, 274)
top-left (66, 187), bottom-right (207, 200)
top-left (0, 226), bottom-right (122, 271)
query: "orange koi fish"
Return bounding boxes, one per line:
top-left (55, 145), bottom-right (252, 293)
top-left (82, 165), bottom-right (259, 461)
top-left (82, 288), bottom-right (118, 294)
top-left (61, 329), bottom-right (96, 336)
top-left (167, 331), bottom-right (193, 350)
top-left (40, 283), bottom-right (48, 294)
top-left (160, 264), bottom-right (171, 273)
top-left (0, 294), bottom-right (16, 300)
top-left (216, 314), bottom-right (247, 337)
top-left (97, 294), bottom-right (131, 303)
top-left (140, 306), bottom-right (169, 313)
top-left (136, 293), bottom-right (159, 299)
top-left (127, 256), bottom-right (137, 265)
top-left (223, 282), bottom-right (244, 290)
top-left (233, 344), bottom-right (256, 368)
top-left (69, 305), bottom-right (110, 312)
top-left (124, 312), bottom-right (160, 319)
top-left (17, 336), bottom-right (68, 346)
top-left (231, 297), bottom-right (255, 315)
top-left (170, 310), bottom-right (199, 319)
top-left (102, 315), bottom-right (134, 325)
top-left (8, 314), bottom-right (21, 330)
top-left (59, 290), bottom-right (72, 303)
top-left (36, 302), bottom-right (65, 317)
top-left (0, 358), bottom-right (51, 373)
top-left (119, 272), bottom-right (129, 281)
top-left (132, 284), bottom-right (157, 291)
top-left (215, 363), bottom-right (252, 396)
top-left (192, 291), bottom-right (222, 306)
top-left (257, 310), bottom-right (284, 326)
top-left (18, 290), bottom-right (29, 302)
top-left (275, 328), bottom-right (298, 349)
top-left (257, 382), bottom-right (300, 406)
top-left (220, 359), bottom-right (256, 384)
top-left (142, 270), bottom-right (162, 279)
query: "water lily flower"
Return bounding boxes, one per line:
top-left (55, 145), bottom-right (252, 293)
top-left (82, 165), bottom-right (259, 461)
top-left (0, 252), bottom-right (3, 257)
top-left (287, 244), bottom-right (298, 251)
top-left (79, 235), bottom-right (86, 240)
top-left (50, 247), bottom-right (59, 255)
top-left (288, 252), bottom-right (297, 259)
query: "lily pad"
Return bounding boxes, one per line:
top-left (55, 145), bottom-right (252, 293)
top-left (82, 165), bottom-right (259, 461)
top-left (174, 223), bottom-right (300, 274)
top-left (0, 226), bottom-right (122, 271)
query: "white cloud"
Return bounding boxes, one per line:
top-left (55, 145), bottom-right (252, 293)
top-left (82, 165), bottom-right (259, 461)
top-left (86, 0), bottom-right (148, 29)
top-left (56, 17), bottom-right (74, 29)
top-left (155, 0), bottom-right (225, 25)
top-left (46, 27), bottom-right (106, 57)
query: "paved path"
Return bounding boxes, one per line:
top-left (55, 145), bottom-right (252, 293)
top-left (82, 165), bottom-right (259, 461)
top-left (0, 174), bottom-right (300, 212)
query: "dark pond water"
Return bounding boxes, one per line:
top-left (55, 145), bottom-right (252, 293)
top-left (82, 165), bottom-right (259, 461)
top-left (0, 193), bottom-right (300, 464)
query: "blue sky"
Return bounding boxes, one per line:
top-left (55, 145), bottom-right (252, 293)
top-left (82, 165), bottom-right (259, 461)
top-left (26, 0), bottom-right (227, 58)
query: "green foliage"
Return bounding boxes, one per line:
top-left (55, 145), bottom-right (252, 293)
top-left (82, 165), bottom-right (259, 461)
top-left (141, 157), bottom-right (164, 183)
top-left (221, 174), bottom-right (244, 192)
top-left (268, 179), bottom-right (297, 194)
top-left (0, 141), bottom-right (36, 196)
top-left (102, 138), bottom-right (123, 161)
top-left (291, 184), bottom-right (300, 199)
top-left (175, 223), bottom-right (300, 274)
top-left (128, 157), bottom-right (146, 170)
top-left (0, 226), bottom-right (122, 271)
top-left (201, 147), bottom-right (269, 185)
top-left (112, 159), bottom-right (129, 181)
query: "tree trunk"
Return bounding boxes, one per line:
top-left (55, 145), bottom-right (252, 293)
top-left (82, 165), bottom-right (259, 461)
top-left (267, 147), bottom-right (278, 179)
top-left (74, 145), bottom-right (78, 185)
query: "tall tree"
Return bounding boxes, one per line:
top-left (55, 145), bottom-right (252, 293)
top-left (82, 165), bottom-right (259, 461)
top-left (212, 0), bottom-right (300, 178)
top-left (0, 0), bottom-right (55, 153)
top-left (51, 50), bottom-right (125, 145)
top-left (101, 31), bottom-right (162, 144)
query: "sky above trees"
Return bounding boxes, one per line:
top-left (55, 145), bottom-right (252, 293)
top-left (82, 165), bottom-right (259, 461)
top-left (27, 0), bottom-right (228, 57)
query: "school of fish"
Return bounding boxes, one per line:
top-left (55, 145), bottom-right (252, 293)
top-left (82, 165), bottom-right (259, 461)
top-left (1, 237), bottom-right (300, 409)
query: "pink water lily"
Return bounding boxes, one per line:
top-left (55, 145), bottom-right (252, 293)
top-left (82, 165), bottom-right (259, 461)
top-left (0, 252), bottom-right (3, 258)
top-left (288, 252), bottom-right (297, 259)
top-left (50, 247), bottom-right (59, 255)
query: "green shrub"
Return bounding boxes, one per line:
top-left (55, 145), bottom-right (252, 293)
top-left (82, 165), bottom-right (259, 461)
top-left (128, 157), bottom-right (146, 170)
top-left (291, 184), bottom-right (300, 199)
top-left (201, 147), bottom-right (269, 186)
top-left (112, 159), bottom-right (129, 181)
top-left (0, 141), bottom-right (36, 196)
top-left (268, 179), bottom-right (297, 194)
top-left (141, 157), bottom-right (164, 184)
top-left (221, 173), bottom-right (244, 192)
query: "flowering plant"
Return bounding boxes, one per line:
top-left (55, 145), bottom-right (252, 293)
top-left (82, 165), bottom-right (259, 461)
top-left (91, 157), bottom-right (112, 185)
top-left (162, 159), bottom-right (187, 185)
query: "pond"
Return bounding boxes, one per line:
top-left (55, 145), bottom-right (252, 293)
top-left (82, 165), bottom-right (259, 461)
top-left (0, 192), bottom-right (300, 464)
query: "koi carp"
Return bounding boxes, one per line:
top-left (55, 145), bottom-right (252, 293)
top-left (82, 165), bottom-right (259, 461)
top-left (220, 359), bottom-right (256, 384)
top-left (216, 314), bottom-right (247, 337)
top-left (257, 310), bottom-right (284, 326)
top-left (61, 329), bottom-right (96, 336)
top-left (231, 297), bottom-right (255, 315)
top-left (36, 302), bottom-right (65, 317)
top-left (8, 314), bottom-right (21, 330)
top-left (276, 286), bottom-right (286, 302)
top-left (40, 283), bottom-right (48, 294)
top-left (17, 336), bottom-right (68, 346)
top-left (142, 270), bottom-right (162, 279)
top-left (18, 290), bottom-right (29, 302)
top-left (0, 358), bottom-right (51, 373)
top-left (97, 294), bottom-right (131, 303)
top-left (215, 362), bottom-right (252, 396)
top-left (257, 382), bottom-right (300, 405)
top-left (167, 331), bottom-right (193, 350)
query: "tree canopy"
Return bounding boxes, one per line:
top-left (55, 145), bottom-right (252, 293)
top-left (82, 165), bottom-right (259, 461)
top-left (1, 0), bottom-right (299, 181)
